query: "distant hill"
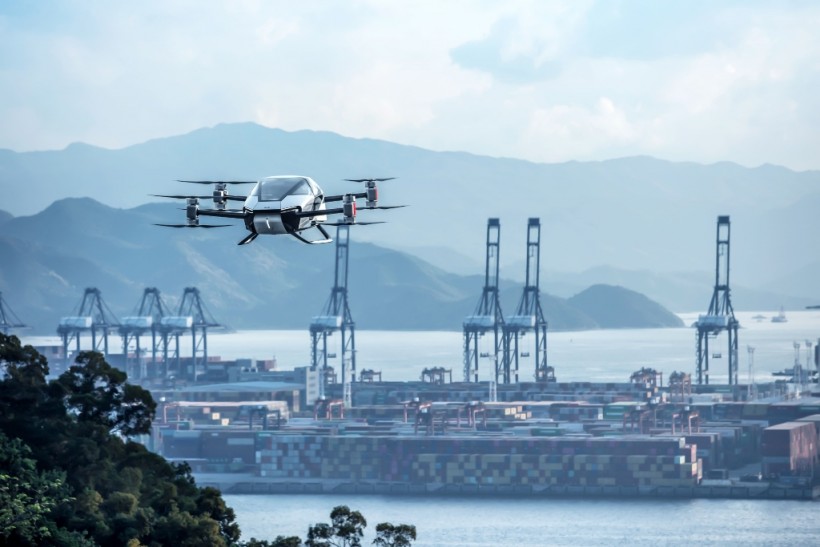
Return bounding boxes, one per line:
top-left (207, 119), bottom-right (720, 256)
top-left (568, 284), bottom-right (684, 328)
top-left (1, 122), bottom-right (819, 306)
top-left (0, 209), bottom-right (12, 225)
top-left (544, 266), bottom-right (813, 313)
top-left (0, 198), bottom-right (680, 334)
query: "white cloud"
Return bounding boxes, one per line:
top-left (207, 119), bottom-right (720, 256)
top-left (0, 1), bottom-right (818, 170)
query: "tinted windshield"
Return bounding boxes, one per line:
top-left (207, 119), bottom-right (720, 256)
top-left (256, 177), bottom-right (311, 201)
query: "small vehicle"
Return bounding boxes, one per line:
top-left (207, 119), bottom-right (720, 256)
top-left (154, 176), bottom-right (402, 245)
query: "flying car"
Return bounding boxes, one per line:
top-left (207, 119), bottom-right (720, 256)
top-left (154, 176), bottom-right (402, 245)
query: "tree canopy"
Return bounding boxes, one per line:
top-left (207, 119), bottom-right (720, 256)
top-left (0, 334), bottom-right (416, 546)
top-left (0, 334), bottom-right (238, 546)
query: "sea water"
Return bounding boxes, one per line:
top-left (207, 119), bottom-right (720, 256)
top-left (223, 494), bottom-right (819, 546)
top-left (172, 310), bottom-right (818, 384)
top-left (24, 311), bottom-right (819, 384)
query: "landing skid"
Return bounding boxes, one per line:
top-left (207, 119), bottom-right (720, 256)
top-left (237, 232), bottom-right (259, 245)
top-left (289, 224), bottom-right (332, 245)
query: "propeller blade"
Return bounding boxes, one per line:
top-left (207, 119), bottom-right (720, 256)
top-left (154, 223), bottom-right (232, 228)
top-left (152, 194), bottom-right (213, 199)
top-left (344, 177), bottom-right (395, 183)
top-left (176, 180), bottom-right (256, 184)
top-left (367, 205), bottom-right (407, 210)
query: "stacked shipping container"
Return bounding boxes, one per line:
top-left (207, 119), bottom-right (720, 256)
top-left (255, 434), bottom-right (701, 488)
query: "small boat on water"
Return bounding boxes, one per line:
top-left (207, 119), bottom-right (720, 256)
top-left (771, 307), bottom-right (788, 323)
top-left (752, 314), bottom-right (766, 322)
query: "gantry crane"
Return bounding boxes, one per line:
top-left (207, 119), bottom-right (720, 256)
top-left (310, 225), bottom-right (356, 403)
top-left (168, 287), bottom-right (221, 382)
top-left (463, 218), bottom-right (505, 383)
top-left (502, 218), bottom-right (552, 383)
top-left (0, 292), bottom-right (27, 334)
top-left (57, 288), bottom-right (120, 370)
top-left (695, 216), bottom-right (739, 385)
top-left (119, 288), bottom-right (170, 379)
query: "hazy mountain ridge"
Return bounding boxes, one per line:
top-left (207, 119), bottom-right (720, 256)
top-left (568, 284), bottom-right (684, 329)
top-left (1, 122), bottom-right (817, 314)
top-left (1, 198), bottom-right (682, 334)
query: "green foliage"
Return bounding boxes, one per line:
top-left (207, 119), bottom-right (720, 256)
top-left (57, 350), bottom-right (156, 437)
top-left (373, 523), bottom-right (417, 547)
top-left (306, 505), bottom-right (367, 547)
top-left (0, 432), bottom-right (71, 545)
top-left (301, 506), bottom-right (415, 547)
top-left (1, 334), bottom-right (417, 546)
top-left (0, 333), bottom-right (239, 547)
top-left (243, 536), bottom-right (303, 546)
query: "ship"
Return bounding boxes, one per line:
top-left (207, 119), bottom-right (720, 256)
top-left (771, 307), bottom-right (788, 323)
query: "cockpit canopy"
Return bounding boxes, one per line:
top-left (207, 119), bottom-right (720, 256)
top-left (253, 177), bottom-right (313, 201)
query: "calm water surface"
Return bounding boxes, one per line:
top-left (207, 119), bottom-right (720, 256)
top-left (224, 494), bottom-right (819, 546)
top-left (25, 311), bottom-right (820, 385)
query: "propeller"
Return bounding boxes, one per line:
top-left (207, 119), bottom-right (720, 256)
top-left (344, 177), bottom-right (396, 208)
top-left (154, 223), bottom-right (232, 228)
top-left (344, 177), bottom-right (395, 183)
top-left (153, 194), bottom-right (214, 199)
top-left (176, 180), bottom-right (256, 184)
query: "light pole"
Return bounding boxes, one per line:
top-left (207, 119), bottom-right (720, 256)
top-left (746, 346), bottom-right (755, 401)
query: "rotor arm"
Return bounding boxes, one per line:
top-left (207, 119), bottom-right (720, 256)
top-left (196, 209), bottom-right (246, 219)
top-left (288, 207), bottom-right (345, 219)
top-left (324, 192), bottom-right (366, 203)
top-left (152, 194), bottom-right (246, 201)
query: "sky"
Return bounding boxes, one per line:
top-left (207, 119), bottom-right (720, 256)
top-left (1, 0), bottom-right (818, 170)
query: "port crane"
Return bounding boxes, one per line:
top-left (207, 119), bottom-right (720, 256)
top-left (0, 292), bottom-right (27, 334)
top-left (310, 224), bottom-right (356, 403)
top-left (119, 288), bottom-right (171, 379)
top-left (58, 288), bottom-right (120, 371)
top-left (502, 218), bottom-right (552, 384)
top-left (694, 216), bottom-right (739, 385)
top-left (463, 218), bottom-right (505, 383)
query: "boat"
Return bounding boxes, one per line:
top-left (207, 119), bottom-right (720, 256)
top-left (771, 308), bottom-right (788, 323)
top-left (752, 314), bottom-right (766, 322)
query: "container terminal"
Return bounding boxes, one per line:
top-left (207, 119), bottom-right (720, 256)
top-left (14, 216), bottom-right (820, 500)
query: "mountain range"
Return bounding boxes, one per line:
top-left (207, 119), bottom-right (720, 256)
top-left (0, 122), bottom-right (817, 327)
top-left (0, 197), bottom-right (684, 334)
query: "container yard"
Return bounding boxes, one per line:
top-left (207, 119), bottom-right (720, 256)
top-left (149, 379), bottom-right (820, 500)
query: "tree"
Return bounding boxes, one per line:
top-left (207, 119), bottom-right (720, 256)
top-left (302, 506), bottom-right (416, 547)
top-left (373, 523), bottom-right (417, 547)
top-left (0, 432), bottom-right (84, 546)
top-left (56, 351), bottom-right (156, 437)
top-left (0, 335), bottom-right (241, 546)
top-left (306, 505), bottom-right (367, 547)
top-left (242, 536), bottom-right (303, 546)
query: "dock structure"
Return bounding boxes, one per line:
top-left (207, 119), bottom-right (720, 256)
top-left (310, 224), bottom-right (356, 403)
top-left (463, 218), bottom-right (505, 383)
top-left (695, 216), bottom-right (740, 385)
top-left (119, 287), bottom-right (171, 379)
top-left (57, 287), bottom-right (120, 370)
top-left (171, 287), bottom-right (222, 382)
top-left (0, 291), bottom-right (27, 334)
top-left (502, 218), bottom-right (552, 384)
